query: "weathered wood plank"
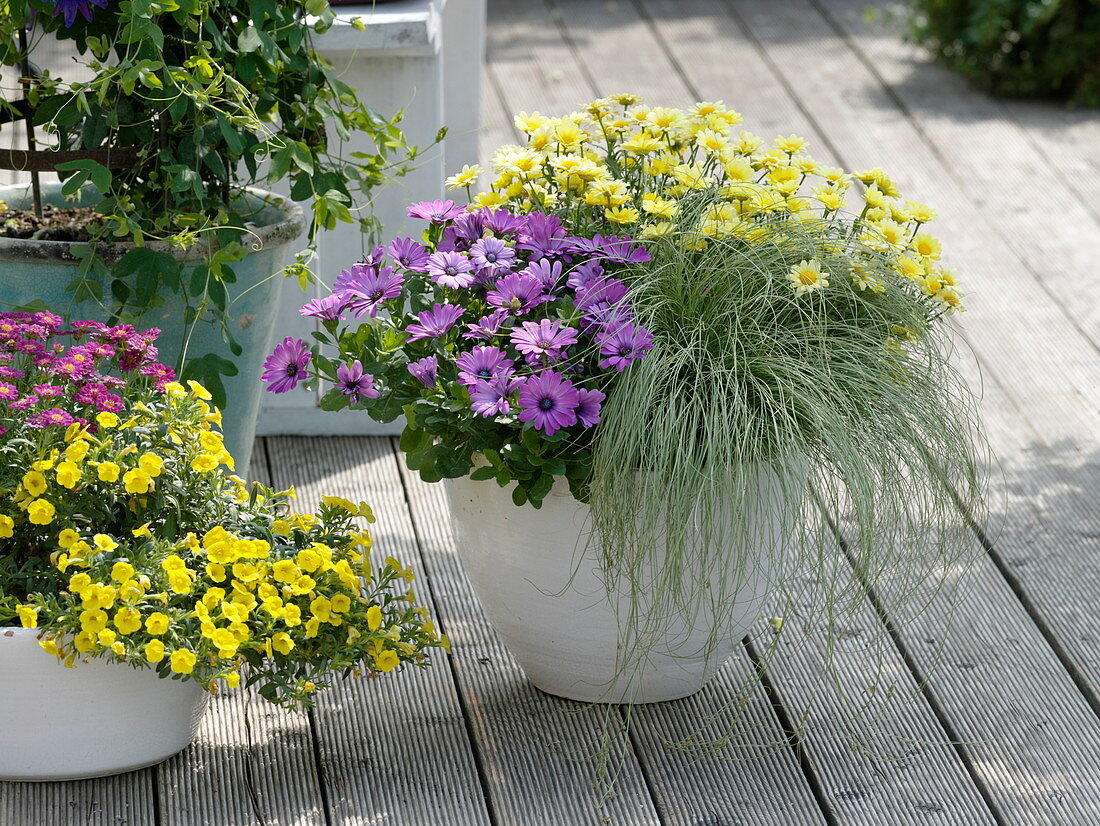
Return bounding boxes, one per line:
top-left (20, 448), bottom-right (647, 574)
top-left (265, 436), bottom-right (492, 826)
top-left (726, 1), bottom-right (1100, 821)
top-left (394, 437), bottom-right (663, 825)
top-left (157, 439), bottom-right (327, 826)
top-left (817, 0), bottom-right (1100, 348)
top-left (0, 776), bottom-right (156, 826)
top-left (552, 1), bottom-right (1000, 823)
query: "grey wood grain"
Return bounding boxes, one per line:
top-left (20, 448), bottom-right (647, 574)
top-left (0, 776), bottom-right (156, 826)
top-left (265, 436), bottom-right (493, 826)
top-left (156, 439), bottom-right (327, 826)
top-left (393, 437), bottom-right (663, 825)
top-left (725, 0), bottom-right (1100, 821)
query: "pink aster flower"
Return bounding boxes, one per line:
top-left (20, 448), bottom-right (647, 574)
top-left (469, 237), bottom-right (516, 276)
top-left (518, 371), bottom-right (580, 435)
top-left (462, 310), bottom-right (511, 341)
top-left (0, 382), bottom-right (19, 401)
top-left (262, 338), bottom-right (312, 394)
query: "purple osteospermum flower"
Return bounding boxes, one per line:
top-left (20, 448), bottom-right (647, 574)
top-left (575, 388), bottom-right (605, 427)
top-left (470, 376), bottom-right (523, 417)
top-left (336, 361), bottom-right (380, 403)
top-left (576, 276), bottom-right (634, 331)
top-left (388, 238), bottom-right (431, 271)
top-left (408, 356), bottom-right (439, 387)
top-left (52, 0), bottom-right (108, 27)
top-left (598, 323), bottom-right (655, 372)
top-left (27, 408), bottom-right (75, 428)
top-left (300, 293), bottom-right (349, 322)
top-left (483, 209), bottom-right (528, 237)
top-left (572, 234), bottom-right (651, 264)
top-left (516, 213), bottom-right (574, 258)
top-left (518, 372), bottom-right (580, 435)
top-left (469, 237), bottom-right (517, 276)
top-left (455, 346), bottom-right (515, 387)
top-left (510, 319), bottom-right (578, 365)
top-left (440, 212), bottom-right (488, 253)
top-left (486, 272), bottom-right (546, 315)
top-left (407, 199), bottom-right (465, 223)
top-left (406, 304), bottom-right (464, 342)
top-left (262, 337), bottom-right (312, 394)
top-left (336, 264), bottom-right (405, 318)
top-left (566, 260), bottom-right (605, 291)
top-left (463, 310), bottom-right (511, 341)
top-left (427, 251), bottom-right (476, 289)
top-left (523, 258), bottom-right (564, 290)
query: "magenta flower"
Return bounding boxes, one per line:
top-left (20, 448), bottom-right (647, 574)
top-left (486, 273), bottom-right (546, 315)
top-left (405, 304), bottom-right (464, 342)
top-left (52, 0), bottom-right (108, 27)
top-left (575, 388), bottom-right (605, 427)
top-left (455, 346), bottom-right (515, 387)
top-left (407, 199), bottom-right (465, 223)
top-left (262, 337), bottom-right (312, 394)
top-left (519, 372), bottom-right (580, 435)
top-left (463, 310), bottom-right (511, 341)
top-left (140, 362), bottom-right (176, 390)
top-left (388, 238), bottom-right (431, 271)
top-left (336, 361), bottom-right (380, 403)
top-left (27, 408), bottom-right (75, 428)
top-left (300, 294), bottom-right (349, 322)
top-left (510, 320), bottom-right (578, 365)
top-left (470, 376), bottom-right (523, 417)
top-left (598, 323), bottom-right (655, 372)
top-left (32, 384), bottom-right (65, 398)
top-left (427, 251), bottom-right (476, 289)
top-left (10, 396), bottom-right (38, 412)
top-left (408, 356), bottom-right (439, 387)
top-left (0, 382), bottom-right (18, 401)
top-left (469, 237), bottom-right (517, 276)
top-left (340, 266), bottom-right (405, 318)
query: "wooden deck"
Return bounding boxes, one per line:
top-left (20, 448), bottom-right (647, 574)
top-left (4, 0), bottom-right (1100, 823)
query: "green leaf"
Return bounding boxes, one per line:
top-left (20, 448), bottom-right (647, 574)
top-left (55, 159), bottom-right (113, 194)
top-left (469, 466), bottom-right (497, 481)
top-left (511, 485), bottom-right (528, 507)
top-left (238, 26), bottom-right (263, 53)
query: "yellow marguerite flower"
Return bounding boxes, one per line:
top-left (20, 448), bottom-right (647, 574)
top-left (788, 259), bottom-right (830, 295)
top-left (605, 206), bottom-right (640, 225)
top-left (445, 164), bottom-right (483, 190)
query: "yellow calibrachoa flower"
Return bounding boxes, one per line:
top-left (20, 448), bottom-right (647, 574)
top-left (27, 499), bottom-right (55, 525)
top-left (144, 640), bottom-right (166, 663)
top-left (96, 411), bottom-right (119, 429)
top-left (97, 461), bottom-right (121, 482)
top-left (22, 470), bottom-right (47, 498)
top-left (170, 648), bottom-right (197, 674)
top-left (16, 605), bottom-right (38, 628)
top-left (0, 514), bottom-right (14, 538)
top-left (123, 468), bottom-right (153, 494)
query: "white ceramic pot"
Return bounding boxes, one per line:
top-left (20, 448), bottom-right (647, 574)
top-left (0, 627), bottom-right (207, 781)
top-left (444, 468), bottom-right (794, 703)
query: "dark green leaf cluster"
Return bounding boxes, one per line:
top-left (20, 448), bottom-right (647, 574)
top-left (903, 0), bottom-right (1100, 106)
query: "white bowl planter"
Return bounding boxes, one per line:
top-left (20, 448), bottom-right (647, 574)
top-left (0, 627), bottom-right (206, 781)
top-left (444, 468), bottom-right (793, 703)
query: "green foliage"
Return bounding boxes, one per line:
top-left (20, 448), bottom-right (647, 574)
top-left (0, 0), bottom-right (431, 403)
top-left (903, 0), bottom-right (1100, 106)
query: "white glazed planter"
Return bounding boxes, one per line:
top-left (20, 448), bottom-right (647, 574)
top-left (445, 468), bottom-right (794, 703)
top-left (0, 627), bottom-right (207, 781)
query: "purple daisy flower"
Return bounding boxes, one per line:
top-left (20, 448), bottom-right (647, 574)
top-left (523, 259), bottom-right (564, 290)
top-left (388, 238), bottom-right (431, 272)
top-left (439, 212), bottom-right (488, 253)
top-left (407, 199), bottom-right (465, 223)
top-left (510, 320), bottom-right (578, 365)
top-left (518, 372), bottom-right (580, 435)
top-left (52, 0), bottom-right (108, 27)
top-left (463, 310), bottom-right (511, 341)
top-left (427, 251), bottom-right (476, 289)
top-left (470, 376), bottom-right (524, 417)
top-left (455, 346), bottom-right (515, 387)
top-left (405, 304), bottom-right (464, 342)
top-left (597, 323), bottom-right (655, 372)
top-left (516, 213), bottom-right (574, 258)
top-left (469, 237), bottom-right (517, 276)
top-left (27, 408), bottom-right (75, 428)
top-left (575, 388), bottom-right (606, 427)
top-left (483, 209), bottom-right (528, 237)
top-left (300, 293), bottom-right (349, 322)
top-left (571, 234), bottom-right (651, 264)
top-left (485, 272), bottom-right (546, 315)
top-left (262, 337), bottom-right (312, 394)
top-left (336, 264), bottom-right (405, 318)
top-left (408, 356), bottom-right (439, 387)
top-left (566, 260), bottom-right (605, 291)
top-left (336, 361), bottom-right (381, 403)
top-left (576, 277), bottom-right (634, 331)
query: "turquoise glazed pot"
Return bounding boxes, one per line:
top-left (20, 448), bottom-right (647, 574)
top-left (0, 183), bottom-right (306, 472)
